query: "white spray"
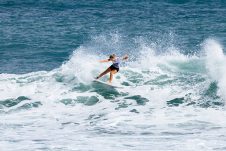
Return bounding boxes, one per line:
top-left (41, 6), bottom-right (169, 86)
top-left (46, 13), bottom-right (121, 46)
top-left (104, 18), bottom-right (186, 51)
top-left (204, 39), bottom-right (226, 100)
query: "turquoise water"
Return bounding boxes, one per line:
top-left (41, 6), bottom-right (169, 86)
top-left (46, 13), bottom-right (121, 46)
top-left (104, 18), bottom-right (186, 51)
top-left (1, 1), bottom-right (226, 151)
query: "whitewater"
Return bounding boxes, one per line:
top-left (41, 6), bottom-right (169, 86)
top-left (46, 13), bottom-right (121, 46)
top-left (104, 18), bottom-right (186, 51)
top-left (0, 36), bottom-right (226, 151)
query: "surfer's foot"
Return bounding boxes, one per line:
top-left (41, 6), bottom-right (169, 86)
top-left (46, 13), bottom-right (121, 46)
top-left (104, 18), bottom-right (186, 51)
top-left (108, 80), bottom-right (112, 84)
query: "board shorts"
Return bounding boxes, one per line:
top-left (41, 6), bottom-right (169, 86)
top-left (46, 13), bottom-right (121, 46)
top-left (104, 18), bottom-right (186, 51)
top-left (109, 65), bottom-right (119, 72)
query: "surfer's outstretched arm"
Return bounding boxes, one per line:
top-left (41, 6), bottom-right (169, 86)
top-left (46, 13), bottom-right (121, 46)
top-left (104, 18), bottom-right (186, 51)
top-left (122, 55), bottom-right (128, 61)
top-left (99, 59), bottom-right (110, 63)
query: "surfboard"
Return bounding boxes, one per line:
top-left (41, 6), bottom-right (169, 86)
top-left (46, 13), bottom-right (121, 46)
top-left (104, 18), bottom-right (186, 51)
top-left (93, 79), bottom-right (122, 88)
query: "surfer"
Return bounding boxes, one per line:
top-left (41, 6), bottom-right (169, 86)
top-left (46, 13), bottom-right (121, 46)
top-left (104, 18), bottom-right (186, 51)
top-left (96, 54), bottom-right (128, 83)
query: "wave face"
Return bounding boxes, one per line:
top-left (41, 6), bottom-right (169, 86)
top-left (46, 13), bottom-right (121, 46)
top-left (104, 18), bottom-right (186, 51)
top-left (1, 35), bottom-right (226, 150)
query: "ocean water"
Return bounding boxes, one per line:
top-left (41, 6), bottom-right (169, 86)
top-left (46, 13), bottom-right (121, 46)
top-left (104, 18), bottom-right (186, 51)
top-left (1, 0), bottom-right (226, 151)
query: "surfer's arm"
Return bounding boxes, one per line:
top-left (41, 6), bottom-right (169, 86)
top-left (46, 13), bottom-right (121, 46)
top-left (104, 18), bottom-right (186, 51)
top-left (122, 55), bottom-right (128, 60)
top-left (99, 59), bottom-right (110, 63)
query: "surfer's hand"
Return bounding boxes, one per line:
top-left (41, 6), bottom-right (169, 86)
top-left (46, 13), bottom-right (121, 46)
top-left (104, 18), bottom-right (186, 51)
top-left (123, 55), bottom-right (128, 60)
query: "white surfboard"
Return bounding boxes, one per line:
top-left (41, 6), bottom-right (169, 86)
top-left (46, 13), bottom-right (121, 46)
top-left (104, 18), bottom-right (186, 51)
top-left (93, 79), bottom-right (122, 88)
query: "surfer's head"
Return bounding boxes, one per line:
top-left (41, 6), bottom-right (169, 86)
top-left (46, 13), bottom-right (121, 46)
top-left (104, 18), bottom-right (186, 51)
top-left (109, 54), bottom-right (116, 60)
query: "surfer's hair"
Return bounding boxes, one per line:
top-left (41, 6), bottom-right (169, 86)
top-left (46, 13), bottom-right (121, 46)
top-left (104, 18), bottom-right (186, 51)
top-left (109, 54), bottom-right (116, 59)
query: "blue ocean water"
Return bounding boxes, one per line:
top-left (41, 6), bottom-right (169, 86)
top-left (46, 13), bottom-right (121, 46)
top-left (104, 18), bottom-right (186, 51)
top-left (1, 0), bottom-right (226, 151)
top-left (1, 0), bottom-right (226, 73)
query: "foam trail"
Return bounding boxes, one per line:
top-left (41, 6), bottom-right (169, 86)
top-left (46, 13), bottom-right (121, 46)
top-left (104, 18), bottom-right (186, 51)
top-left (204, 39), bottom-right (226, 100)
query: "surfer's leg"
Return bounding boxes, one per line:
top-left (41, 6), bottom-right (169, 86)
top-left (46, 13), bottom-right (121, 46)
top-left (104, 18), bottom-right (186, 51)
top-left (96, 68), bottom-right (111, 79)
top-left (109, 70), bottom-right (117, 83)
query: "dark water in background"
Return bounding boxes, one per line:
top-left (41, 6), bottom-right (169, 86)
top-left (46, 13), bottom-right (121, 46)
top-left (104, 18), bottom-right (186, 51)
top-left (0, 0), bottom-right (226, 73)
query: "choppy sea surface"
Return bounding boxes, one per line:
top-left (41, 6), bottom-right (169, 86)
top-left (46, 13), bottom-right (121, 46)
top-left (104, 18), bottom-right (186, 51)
top-left (1, 0), bottom-right (226, 151)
